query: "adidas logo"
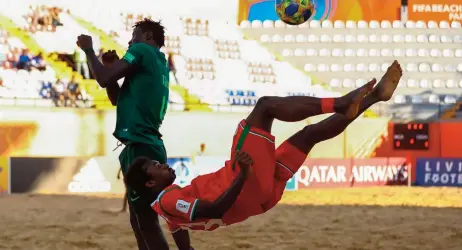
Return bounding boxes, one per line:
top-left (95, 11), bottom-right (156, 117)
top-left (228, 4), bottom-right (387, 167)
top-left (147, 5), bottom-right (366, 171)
top-left (68, 158), bottom-right (111, 193)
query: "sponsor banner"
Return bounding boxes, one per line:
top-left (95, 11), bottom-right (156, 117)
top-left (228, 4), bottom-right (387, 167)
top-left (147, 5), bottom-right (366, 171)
top-left (415, 158), bottom-right (462, 187)
top-left (408, 0), bottom-right (462, 22)
top-left (285, 158), bottom-right (409, 190)
top-left (0, 157), bottom-right (10, 194)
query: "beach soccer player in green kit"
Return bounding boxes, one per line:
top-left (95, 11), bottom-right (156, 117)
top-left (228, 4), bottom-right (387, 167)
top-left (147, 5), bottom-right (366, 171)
top-left (76, 18), bottom-right (194, 250)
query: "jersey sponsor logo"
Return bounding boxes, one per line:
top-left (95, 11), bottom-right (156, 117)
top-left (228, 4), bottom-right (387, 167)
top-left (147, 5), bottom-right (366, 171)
top-left (68, 158), bottom-right (111, 193)
top-left (176, 200), bottom-right (191, 214)
top-left (130, 190), bottom-right (141, 202)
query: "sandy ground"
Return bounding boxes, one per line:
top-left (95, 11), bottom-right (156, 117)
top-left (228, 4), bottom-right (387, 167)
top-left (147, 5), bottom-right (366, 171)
top-left (1, 187), bottom-right (461, 250)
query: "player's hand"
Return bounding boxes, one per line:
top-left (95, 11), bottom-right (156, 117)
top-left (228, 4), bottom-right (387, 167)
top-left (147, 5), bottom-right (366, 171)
top-left (236, 151), bottom-right (253, 177)
top-left (102, 50), bottom-right (119, 66)
top-left (76, 34), bottom-right (93, 50)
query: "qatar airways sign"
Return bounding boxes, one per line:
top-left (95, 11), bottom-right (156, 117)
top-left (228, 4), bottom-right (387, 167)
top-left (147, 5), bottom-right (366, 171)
top-left (285, 158), bottom-right (409, 190)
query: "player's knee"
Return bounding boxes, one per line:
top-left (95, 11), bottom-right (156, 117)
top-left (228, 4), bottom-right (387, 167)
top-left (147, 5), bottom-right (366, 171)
top-left (255, 96), bottom-right (274, 113)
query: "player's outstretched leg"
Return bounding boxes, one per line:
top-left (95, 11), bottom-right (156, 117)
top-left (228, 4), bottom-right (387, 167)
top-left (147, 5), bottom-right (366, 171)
top-left (245, 80), bottom-right (376, 133)
top-left (262, 61), bottom-right (403, 211)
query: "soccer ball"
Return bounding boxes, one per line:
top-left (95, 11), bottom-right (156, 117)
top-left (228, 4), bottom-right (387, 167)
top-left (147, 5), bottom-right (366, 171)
top-left (276, 0), bottom-right (315, 25)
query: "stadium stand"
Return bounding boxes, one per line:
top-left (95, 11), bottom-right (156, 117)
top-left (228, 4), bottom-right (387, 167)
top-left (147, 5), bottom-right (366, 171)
top-left (240, 19), bottom-right (462, 120)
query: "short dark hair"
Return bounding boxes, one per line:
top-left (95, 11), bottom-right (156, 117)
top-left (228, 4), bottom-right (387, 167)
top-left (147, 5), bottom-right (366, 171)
top-left (133, 18), bottom-right (165, 48)
top-left (124, 156), bottom-right (152, 194)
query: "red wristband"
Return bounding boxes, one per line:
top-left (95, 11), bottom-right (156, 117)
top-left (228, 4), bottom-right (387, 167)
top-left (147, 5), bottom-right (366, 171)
top-left (321, 98), bottom-right (335, 113)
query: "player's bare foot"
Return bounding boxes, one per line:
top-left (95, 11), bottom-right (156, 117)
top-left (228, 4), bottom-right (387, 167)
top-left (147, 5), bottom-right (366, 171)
top-left (335, 79), bottom-right (376, 119)
top-left (373, 60), bottom-right (403, 102)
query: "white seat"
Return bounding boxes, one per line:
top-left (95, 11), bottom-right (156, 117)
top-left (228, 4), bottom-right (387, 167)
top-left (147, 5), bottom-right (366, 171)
top-left (393, 49), bottom-right (405, 57)
top-left (319, 48), bottom-right (330, 57)
top-left (345, 49), bottom-right (356, 57)
top-left (357, 20), bottom-right (368, 28)
top-left (356, 63), bottom-right (368, 72)
top-left (333, 20), bottom-right (345, 28)
top-left (298, 21), bottom-right (309, 28)
top-left (428, 21), bottom-right (438, 28)
top-left (429, 34), bottom-right (439, 43)
top-left (333, 34), bottom-right (345, 43)
top-left (405, 21), bottom-right (416, 28)
top-left (260, 35), bottom-right (270, 43)
top-left (307, 34), bottom-right (319, 42)
top-left (381, 48), bottom-right (393, 57)
top-left (332, 48), bottom-right (344, 57)
top-left (343, 79), bottom-right (355, 88)
top-left (404, 34), bottom-right (416, 43)
top-left (443, 49), bottom-right (454, 57)
top-left (431, 63), bottom-right (443, 72)
top-left (446, 79), bottom-right (457, 88)
top-left (430, 49), bottom-right (442, 57)
top-left (454, 35), bottom-right (462, 43)
top-left (418, 63), bottom-right (431, 72)
top-left (455, 49), bottom-right (462, 57)
top-left (345, 34), bottom-right (357, 43)
top-left (262, 20), bottom-right (274, 28)
top-left (368, 63), bottom-right (380, 72)
top-left (445, 64), bottom-right (456, 72)
top-left (271, 35), bottom-right (282, 43)
top-left (392, 20), bottom-right (403, 28)
top-left (460, 80), bottom-right (462, 88)
top-left (457, 64), bottom-right (462, 72)
top-left (433, 79), bottom-right (444, 88)
top-left (451, 21), bottom-right (461, 28)
top-left (330, 64), bottom-right (342, 72)
top-left (441, 35), bottom-right (453, 43)
top-left (304, 64), bottom-right (317, 72)
top-left (405, 49), bottom-right (417, 57)
top-left (381, 63), bottom-right (389, 72)
top-left (320, 34), bottom-right (332, 43)
top-left (240, 20), bottom-right (251, 28)
top-left (275, 20), bottom-right (287, 28)
top-left (381, 34), bottom-right (392, 43)
top-left (282, 49), bottom-right (293, 57)
top-left (439, 21), bottom-right (450, 29)
top-left (415, 20), bottom-right (427, 28)
top-left (407, 79), bottom-right (418, 88)
top-left (417, 49), bottom-right (430, 57)
top-left (393, 34), bottom-right (404, 43)
top-left (284, 34), bottom-right (295, 42)
top-left (306, 48), bottom-right (318, 56)
top-left (420, 79), bottom-right (431, 88)
top-left (369, 49), bottom-right (380, 57)
top-left (309, 20), bottom-right (321, 28)
top-left (330, 79), bottom-right (341, 87)
top-left (294, 48), bottom-right (305, 56)
top-left (416, 34), bottom-right (428, 43)
top-left (356, 79), bottom-right (368, 87)
top-left (369, 20), bottom-right (380, 29)
top-left (321, 20), bottom-right (333, 28)
top-left (357, 34), bottom-right (368, 43)
top-left (344, 64), bottom-right (356, 72)
top-left (429, 94), bottom-right (440, 103)
top-left (444, 95), bottom-right (457, 104)
top-left (369, 34), bottom-right (379, 43)
top-left (381, 20), bottom-right (392, 28)
top-left (295, 34), bottom-right (307, 43)
top-left (251, 20), bottom-right (263, 28)
top-left (317, 64), bottom-right (329, 72)
top-left (406, 63), bottom-right (418, 72)
top-left (357, 48), bottom-right (367, 57)
top-left (345, 20), bottom-right (357, 28)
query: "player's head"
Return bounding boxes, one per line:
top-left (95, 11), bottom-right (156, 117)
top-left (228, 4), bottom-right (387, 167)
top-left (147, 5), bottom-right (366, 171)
top-left (129, 18), bottom-right (165, 48)
top-left (124, 157), bottom-right (175, 194)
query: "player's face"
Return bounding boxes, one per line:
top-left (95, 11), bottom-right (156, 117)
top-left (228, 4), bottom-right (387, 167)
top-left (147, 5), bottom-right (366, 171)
top-left (145, 160), bottom-right (176, 189)
top-left (128, 27), bottom-right (149, 48)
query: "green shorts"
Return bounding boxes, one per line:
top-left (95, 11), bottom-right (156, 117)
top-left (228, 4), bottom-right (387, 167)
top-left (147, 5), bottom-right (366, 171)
top-left (119, 143), bottom-right (167, 205)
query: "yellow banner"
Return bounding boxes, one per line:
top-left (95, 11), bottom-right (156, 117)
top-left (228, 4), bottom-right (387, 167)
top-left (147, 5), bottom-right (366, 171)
top-left (0, 157), bottom-right (10, 194)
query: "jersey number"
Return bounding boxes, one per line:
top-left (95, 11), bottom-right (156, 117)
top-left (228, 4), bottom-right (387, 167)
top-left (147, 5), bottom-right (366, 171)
top-left (159, 75), bottom-right (169, 120)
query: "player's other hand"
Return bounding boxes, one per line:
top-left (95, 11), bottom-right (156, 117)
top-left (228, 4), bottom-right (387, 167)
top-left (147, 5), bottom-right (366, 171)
top-left (102, 50), bottom-right (119, 66)
top-left (236, 151), bottom-right (253, 177)
top-left (76, 34), bottom-right (93, 50)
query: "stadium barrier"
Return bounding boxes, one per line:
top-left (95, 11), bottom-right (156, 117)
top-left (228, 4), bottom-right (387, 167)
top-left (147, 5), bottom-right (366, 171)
top-left (0, 157), bottom-right (10, 194)
top-left (415, 158), bottom-right (462, 187)
top-left (8, 156), bottom-right (413, 194)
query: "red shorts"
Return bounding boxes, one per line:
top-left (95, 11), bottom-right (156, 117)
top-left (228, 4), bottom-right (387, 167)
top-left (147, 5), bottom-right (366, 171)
top-left (216, 120), bottom-right (307, 225)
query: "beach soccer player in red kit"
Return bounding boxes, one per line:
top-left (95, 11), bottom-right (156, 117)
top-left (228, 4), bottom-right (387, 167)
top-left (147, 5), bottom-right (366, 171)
top-left (124, 61), bottom-right (402, 235)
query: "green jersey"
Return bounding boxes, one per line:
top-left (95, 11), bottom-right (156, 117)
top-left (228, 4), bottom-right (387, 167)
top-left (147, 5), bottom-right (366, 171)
top-left (114, 43), bottom-right (169, 145)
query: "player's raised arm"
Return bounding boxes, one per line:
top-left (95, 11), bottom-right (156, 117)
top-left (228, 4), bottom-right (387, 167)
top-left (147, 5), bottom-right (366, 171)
top-left (76, 35), bottom-right (134, 88)
top-left (193, 151), bottom-right (253, 220)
